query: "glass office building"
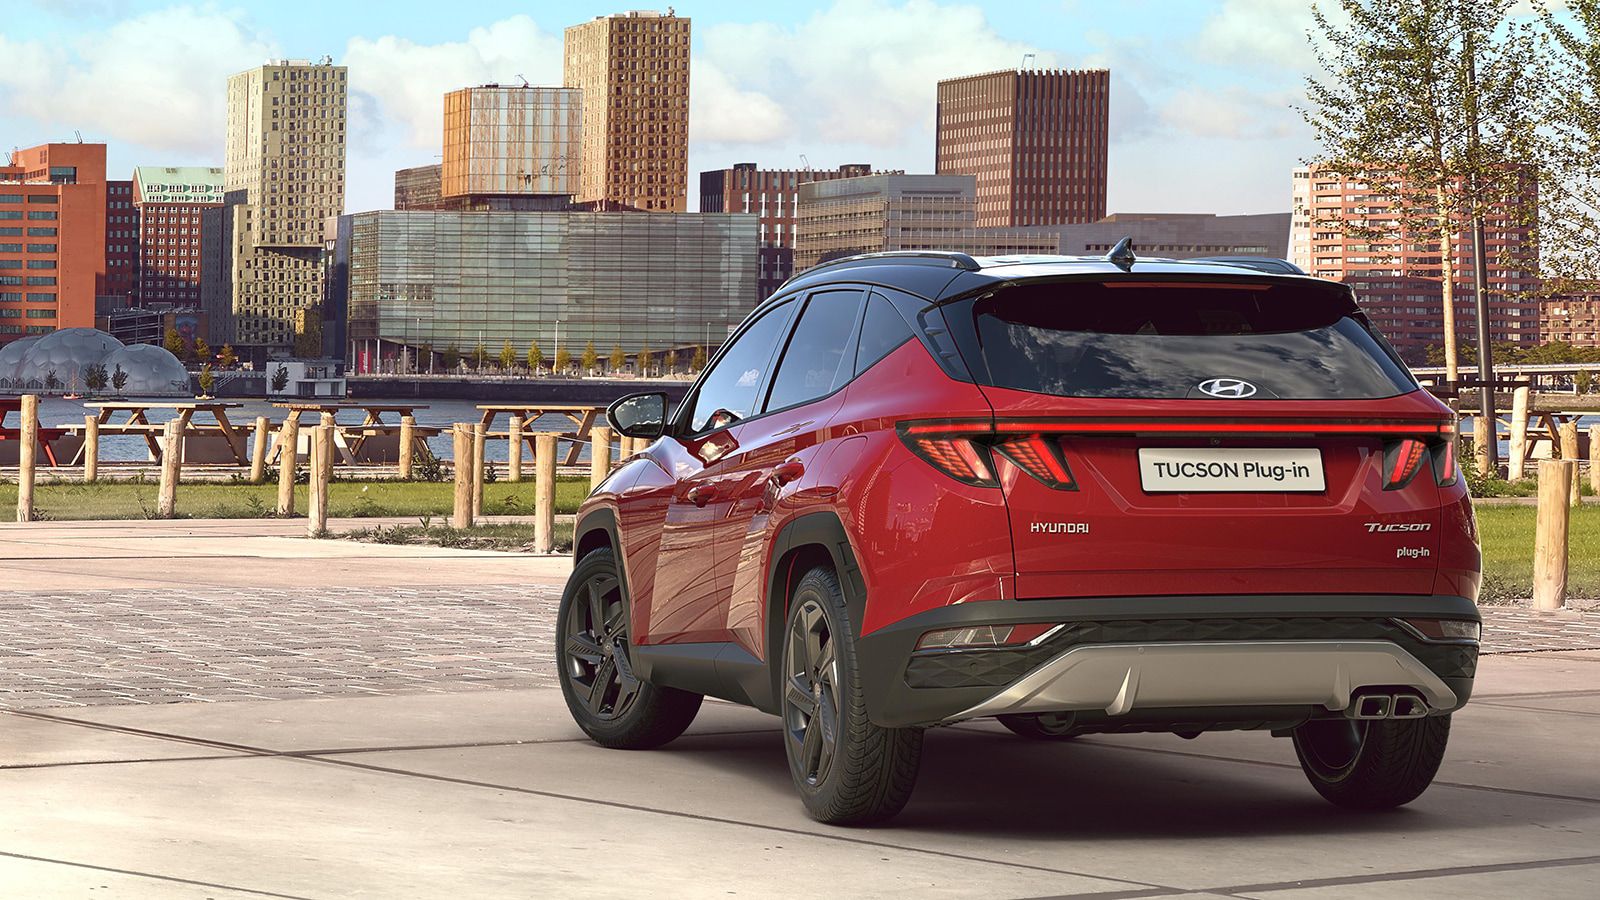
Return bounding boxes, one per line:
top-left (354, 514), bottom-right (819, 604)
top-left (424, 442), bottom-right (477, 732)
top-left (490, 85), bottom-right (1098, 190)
top-left (333, 209), bottom-right (759, 370)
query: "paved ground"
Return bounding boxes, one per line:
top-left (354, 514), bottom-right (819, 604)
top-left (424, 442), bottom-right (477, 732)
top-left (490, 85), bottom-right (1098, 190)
top-left (2, 519), bottom-right (1599, 897)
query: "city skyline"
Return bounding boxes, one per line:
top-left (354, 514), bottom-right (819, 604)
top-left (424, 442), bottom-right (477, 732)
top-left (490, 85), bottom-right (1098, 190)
top-left (1, 0), bottom-right (1331, 219)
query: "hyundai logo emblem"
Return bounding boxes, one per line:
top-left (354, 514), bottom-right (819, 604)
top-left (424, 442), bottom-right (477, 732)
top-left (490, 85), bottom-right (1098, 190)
top-left (1198, 377), bottom-right (1258, 398)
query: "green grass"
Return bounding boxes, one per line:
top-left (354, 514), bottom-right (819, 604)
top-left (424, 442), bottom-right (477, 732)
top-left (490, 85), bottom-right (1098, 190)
top-left (338, 522), bottom-right (572, 553)
top-left (1474, 504), bottom-right (1600, 602)
top-left (0, 478), bottom-right (591, 520)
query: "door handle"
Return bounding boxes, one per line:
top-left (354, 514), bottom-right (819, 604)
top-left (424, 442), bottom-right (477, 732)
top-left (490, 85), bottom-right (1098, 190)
top-left (687, 484), bottom-right (717, 507)
top-left (770, 458), bottom-right (805, 486)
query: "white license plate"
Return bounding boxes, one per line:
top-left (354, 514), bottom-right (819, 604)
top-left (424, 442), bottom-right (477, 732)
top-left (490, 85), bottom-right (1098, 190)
top-left (1138, 448), bottom-right (1325, 493)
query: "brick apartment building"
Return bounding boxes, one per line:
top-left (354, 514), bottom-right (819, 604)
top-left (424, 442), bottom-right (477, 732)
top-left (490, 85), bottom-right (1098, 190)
top-left (1540, 294), bottom-right (1600, 349)
top-left (133, 166), bottom-right (224, 308)
top-left (0, 143), bottom-right (106, 345)
top-left (936, 68), bottom-right (1110, 228)
top-left (1289, 165), bottom-right (1541, 359)
top-left (700, 163), bottom-right (882, 300)
top-left (103, 179), bottom-right (137, 309)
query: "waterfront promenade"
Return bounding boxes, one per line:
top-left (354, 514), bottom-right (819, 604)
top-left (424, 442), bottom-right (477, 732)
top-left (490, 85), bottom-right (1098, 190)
top-left (1, 519), bottom-right (1598, 897)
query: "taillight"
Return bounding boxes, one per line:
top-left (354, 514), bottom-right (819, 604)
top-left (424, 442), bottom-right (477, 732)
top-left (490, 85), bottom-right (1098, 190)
top-left (897, 421), bottom-right (1077, 490)
top-left (1384, 436), bottom-right (1458, 490)
top-left (992, 434), bottom-right (1077, 490)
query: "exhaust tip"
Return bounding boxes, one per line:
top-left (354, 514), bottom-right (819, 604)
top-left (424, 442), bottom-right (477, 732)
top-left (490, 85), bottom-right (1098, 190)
top-left (1391, 693), bottom-right (1429, 719)
top-left (1352, 694), bottom-right (1392, 719)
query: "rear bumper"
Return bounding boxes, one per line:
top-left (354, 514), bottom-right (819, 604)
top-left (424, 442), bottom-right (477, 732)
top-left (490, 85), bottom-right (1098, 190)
top-left (856, 594), bottom-right (1479, 729)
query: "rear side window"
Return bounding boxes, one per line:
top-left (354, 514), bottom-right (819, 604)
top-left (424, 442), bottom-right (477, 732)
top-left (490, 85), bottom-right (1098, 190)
top-left (948, 280), bottom-right (1416, 400)
top-left (854, 293), bottom-right (915, 375)
top-left (765, 289), bottom-right (863, 412)
top-left (687, 299), bottom-right (795, 432)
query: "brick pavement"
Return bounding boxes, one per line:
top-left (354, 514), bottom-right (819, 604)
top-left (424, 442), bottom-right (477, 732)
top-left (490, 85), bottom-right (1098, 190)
top-left (0, 584), bottom-right (1595, 710)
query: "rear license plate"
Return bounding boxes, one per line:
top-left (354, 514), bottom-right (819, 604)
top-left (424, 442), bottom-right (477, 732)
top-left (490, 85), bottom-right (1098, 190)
top-left (1138, 448), bottom-right (1325, 493)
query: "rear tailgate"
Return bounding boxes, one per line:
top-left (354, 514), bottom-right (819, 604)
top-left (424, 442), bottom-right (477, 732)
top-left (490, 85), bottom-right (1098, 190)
top-left (936, 275), bottom-right (1455, 600)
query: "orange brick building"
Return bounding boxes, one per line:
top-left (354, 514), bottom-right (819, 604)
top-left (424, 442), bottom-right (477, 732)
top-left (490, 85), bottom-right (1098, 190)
top-left (0, 143), bottom-right (106, 345)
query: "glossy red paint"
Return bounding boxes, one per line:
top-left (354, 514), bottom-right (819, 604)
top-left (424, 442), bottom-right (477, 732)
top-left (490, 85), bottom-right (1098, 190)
top-left (575, 272), bottom-right (1481, 667)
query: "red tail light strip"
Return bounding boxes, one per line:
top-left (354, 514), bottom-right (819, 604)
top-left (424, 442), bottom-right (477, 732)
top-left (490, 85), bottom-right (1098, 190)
top-left (903, 419), bottom-right (1453, 437)
top-left (1388, 439), bottom-right (1428, 487)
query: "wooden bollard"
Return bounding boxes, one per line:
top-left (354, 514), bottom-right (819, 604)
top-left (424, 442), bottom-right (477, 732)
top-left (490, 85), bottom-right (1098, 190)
top-left (1590, 424), bottom-right (1600, 499)
top-left (1507, 386), bottom-right (1530, 480)
top-left (507, 415), bottom-right (524, 483)
top-left (535, 432), bottom-right (558, 553)
top-left (157, 419), bottom-right (182, 519)
top-left (1560, 422), bottom-right (1581, 507)
top-left (1472, 415), bottom-right (1492, 479)
top-left (472, 422), bottom-right (487, 516)
top-left (249, 416), bottom-right (269, 484)
top-left (398, 415), bottom-right (416, 479)
top-left (1533, 459), bottom-right (1576, 611)
top-left (590, 425), bottom-right (613, 488)
top-left (277, 417), bottom-right (299, 517)
top-left (452, 424), bottom-right (473, 528)
top-left (83, 414), bottom-right (99, 484)
top-left (15, 394), bottom-right (37, 522)
top-left (308, 424), bottom-right (332, 537)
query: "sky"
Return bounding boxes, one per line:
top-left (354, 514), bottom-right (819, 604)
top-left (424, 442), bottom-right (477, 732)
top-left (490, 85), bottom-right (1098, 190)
top-left (0, 0), bottom-right (1330, 217)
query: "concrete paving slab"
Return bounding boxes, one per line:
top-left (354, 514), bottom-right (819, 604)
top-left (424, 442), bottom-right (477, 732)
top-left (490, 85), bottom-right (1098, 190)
top-left (0, 713), bottom-right (248, 768)
top-left (0, 853), bottom-right (275, 899)
top-left (324, 692), bottom-right (1600, 894)
top-left (0, 753), bottom-right (1138, 898)
top-left (1230, 860), bottom-right (1600, 899)
top-left (55, 691), bottom-right (776, 752)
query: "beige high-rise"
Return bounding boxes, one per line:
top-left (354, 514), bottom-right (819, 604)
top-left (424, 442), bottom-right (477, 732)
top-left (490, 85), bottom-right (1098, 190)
top-left (563, 10), bottom-right (690, 211)
top-left (223, 59), bottom-right (347, 348)
top-left (441, 85), bottom-right (581, 199)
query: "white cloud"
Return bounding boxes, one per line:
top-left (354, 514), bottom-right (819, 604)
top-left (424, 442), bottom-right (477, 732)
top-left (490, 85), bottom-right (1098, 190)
top-left (1194, 0), bottom-right (1322, 71)
top-left (0, 6), bottom-right (276, 155)
top-left (690, 60), bottom-right (791, 145)
top-left (342, 16), bottom-right (562, 153)
top-left (698, 0), bottom-right (1059, 148)
top-left (1159, 85), bottom-right (1299, 139)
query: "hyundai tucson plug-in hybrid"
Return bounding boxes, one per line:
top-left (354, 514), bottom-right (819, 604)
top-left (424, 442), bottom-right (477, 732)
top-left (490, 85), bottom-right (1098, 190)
top-left (558, 247), bottom-right (1481, 825)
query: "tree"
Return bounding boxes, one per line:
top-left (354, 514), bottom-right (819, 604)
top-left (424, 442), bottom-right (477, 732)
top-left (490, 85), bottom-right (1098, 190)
top-left (111, 364), bottom-right (128, 394)
top-left (636, 342), bottom-right (652, 377)
top-left (270, 364), bottom-right (290, 393)
top-left (690, 345), bottom-right (708, 373)
top-left (218, 343), bottom-right (238, 369)
top-left (610, 343), bottom-right (627, 372)
top-left (554, 347), bottom-right (572, 374)
top-left (197, 363), bottom-right (214, 396)
top-left (417, 343), bottom-right (432, 374)
top-left (527, 340), bottom-right (543, 373)
top-left (163, 327), bottom-right (187, 361)
top-left (472, 342), bottom-right (489, 371)
top-left (194, 338), bottom-right (211, 364)
top-left (44, 370), bottom-right (59, 391)
top-left (581, 340), bottom-right (598, 375)
top-left (1538, 1), bottom-right (1600, 285)
top-left (1578, 368), bottom-right (1596, 395)
top-left (499, 339), bottom-right (516, 372)
top-left (84, 363), bottom-right (108, 394)
top-left (443, 344), bottom-right (461, 371)
top-left (1302, 0), bottom-right (1548, 383)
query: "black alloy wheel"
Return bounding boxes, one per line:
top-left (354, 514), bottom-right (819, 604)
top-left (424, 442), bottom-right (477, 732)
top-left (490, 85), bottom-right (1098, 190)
top-left (564, 566), bottom-right (642, 721)
top-left (783, 596), bottom-right (842, 787)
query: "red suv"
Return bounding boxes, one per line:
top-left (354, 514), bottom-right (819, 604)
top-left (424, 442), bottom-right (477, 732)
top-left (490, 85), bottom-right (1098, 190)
top-left (559, 247), bottom-right (1481, 825)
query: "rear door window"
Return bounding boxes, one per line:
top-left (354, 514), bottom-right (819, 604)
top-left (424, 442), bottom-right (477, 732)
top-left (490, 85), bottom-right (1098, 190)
top-left (764, 289), bottom-right (864, 412)
top-left (948, 280), bottom-right (1417, 400)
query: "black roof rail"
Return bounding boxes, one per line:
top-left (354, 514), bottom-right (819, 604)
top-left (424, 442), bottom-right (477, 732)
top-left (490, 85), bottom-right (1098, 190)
top-left (1188, 256), bottom-right (1307, 275)
top-left (779, 251), bottom-right (981, 290)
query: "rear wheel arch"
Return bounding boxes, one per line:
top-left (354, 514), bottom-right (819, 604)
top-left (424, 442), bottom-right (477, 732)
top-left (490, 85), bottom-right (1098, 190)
top-left (764, 511), bottom-right (868, 710)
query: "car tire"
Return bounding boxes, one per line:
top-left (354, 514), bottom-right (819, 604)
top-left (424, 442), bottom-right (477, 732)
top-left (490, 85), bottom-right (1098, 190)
top-left (997, 712), bottom-right (1079, 740)
top-left (1292, 714), bottom-right (1450, 810)
top-left (781, 564), bottom-right (923, 826)
top-left (557, 547), bottom-right (702, 750)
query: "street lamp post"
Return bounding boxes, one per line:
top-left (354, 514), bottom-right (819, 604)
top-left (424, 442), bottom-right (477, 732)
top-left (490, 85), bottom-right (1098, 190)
top-left (1465, 22), bottom-right (1499, 475)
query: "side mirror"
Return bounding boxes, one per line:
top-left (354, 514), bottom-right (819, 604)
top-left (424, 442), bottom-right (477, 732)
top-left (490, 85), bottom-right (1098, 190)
top-left (607, 392), bottom-right (668, 440)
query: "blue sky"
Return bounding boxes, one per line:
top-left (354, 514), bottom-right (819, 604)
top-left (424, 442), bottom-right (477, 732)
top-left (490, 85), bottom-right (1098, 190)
top-left (1, 0), bottom-right (1320, 216)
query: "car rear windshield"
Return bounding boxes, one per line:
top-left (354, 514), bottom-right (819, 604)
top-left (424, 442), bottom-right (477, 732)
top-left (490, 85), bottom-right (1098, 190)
top-left (945, 279), bottom-right (1417, 400)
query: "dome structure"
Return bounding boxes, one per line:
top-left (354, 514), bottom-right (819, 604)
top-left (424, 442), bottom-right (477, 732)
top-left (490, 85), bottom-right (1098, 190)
top-left (14, 328), bottom-right (125, 390)
top-left (0, 336), bottom-right (43, 386)
top-left (99, 343), bottom-right (192, 397)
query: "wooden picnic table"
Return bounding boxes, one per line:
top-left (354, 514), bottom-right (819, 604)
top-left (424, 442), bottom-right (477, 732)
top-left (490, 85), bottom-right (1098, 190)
top-left (0, 396), bottom-right (70, 466)
top-left (477, 404), bottom-right (605, 466)
top-left (80, 401), bottom-right (246, 464)
top-left (272, 402), bottom-right (433, 465)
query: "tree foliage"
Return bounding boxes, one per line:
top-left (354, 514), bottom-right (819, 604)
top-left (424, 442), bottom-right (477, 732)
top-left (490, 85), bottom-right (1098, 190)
top-left (270, 365), bottom-right (290, 392)
top-left (636, 342), bottom-right (652, 377)
top-left (163, 327), bottom-right (187, 361)
top-left (554, 347), bottom-right (572, 374)
top-left (218, 344), bottom-right (238, 369)
top-left (690, 345), bottom-right (708, 372)
top-left (610, 343), bottom-right (627, 372)
top-left (194, 338), bottom-right (211, 363)
top-left (111, 364), bottom-right (128, 393)
top-left (197, 363), bottom-right (214, 396)
top-left (1538, 0), bottom-right (1600, 286)
top-left (499, 339), bottom-right (516, 371)
top-left (527, 340), bottom-right (543, 373)
top-left (581, 340), bottom-right (598, 374)
top-left (1302, 0), bottom-right (1547, 379)
top-left (443, 344), bottom-right (461, 371)
top-left (84, 363), bottom-right (107, 393)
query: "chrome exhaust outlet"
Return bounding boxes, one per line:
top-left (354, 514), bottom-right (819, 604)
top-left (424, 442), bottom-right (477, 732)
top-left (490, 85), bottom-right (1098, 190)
top-left (1350, 693), bottom-right (1392, 719)
top-left (1390, 692), bottom-right (1430, 719)
top-left (1347, 691), bottom-right (1431, 720)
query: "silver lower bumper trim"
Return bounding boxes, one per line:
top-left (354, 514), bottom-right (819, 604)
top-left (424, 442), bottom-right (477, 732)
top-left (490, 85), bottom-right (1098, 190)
top-left (950, 640), bottom-right (1458, 722)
